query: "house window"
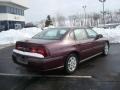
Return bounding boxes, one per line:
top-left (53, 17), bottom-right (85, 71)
top-left (0, 6), bottom-right (24, 16)
top-left (7, 6), bottom-right (10, 13)
top-left (0, 6), bottom-right (7, 13)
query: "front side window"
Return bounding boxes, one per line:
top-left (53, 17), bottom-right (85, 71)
top-left (32, 29), bottom-right (68, 40)
top-left (86, 29), bottom-right (97, 38)
top-left (74, 29), bottom-right (87, 41)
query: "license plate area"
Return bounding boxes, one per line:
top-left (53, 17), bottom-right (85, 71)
top-left (17, 55), bottom-right (28, 64)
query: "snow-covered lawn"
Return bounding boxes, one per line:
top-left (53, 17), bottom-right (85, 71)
top-left (0, 27), bottom-right (42, 45)
top-left (0, 26), bottom-right (120, 45)
top-left (93, 27), bottom-right (120, 43)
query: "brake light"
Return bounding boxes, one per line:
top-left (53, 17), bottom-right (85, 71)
top-left (31, 47), bottom-right (48, 57)
top-left (16, 44), bottom-right (22, 50)
top-left (37, 48), bottom-right (48, 57)
top-left (15, 42), bottom-right (48, 57)
top-left (31, 47), bottom-right (36, 53)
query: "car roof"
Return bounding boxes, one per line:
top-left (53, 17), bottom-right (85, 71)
top-left (47, 27), bottom-right (92, 30)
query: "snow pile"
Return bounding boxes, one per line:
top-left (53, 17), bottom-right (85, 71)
top-left (0, 26), bottom-right (120, 45)
top-left (116, 25), bottom-right (120, 29)
top-left (0, 27), bottom-right (42, 45)
top-left (93, 27), bottom-right (120, 43)
top-left (44, 25), bottom-right (55, 29)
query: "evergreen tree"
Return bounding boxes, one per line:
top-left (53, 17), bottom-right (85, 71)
top-left (45, 15), bottom-right (53, 27)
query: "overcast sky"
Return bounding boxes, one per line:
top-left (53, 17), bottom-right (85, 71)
top-left (25, 0), bottom-right (120, 22)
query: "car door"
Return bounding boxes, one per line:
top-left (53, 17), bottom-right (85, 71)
top-left (86, 29), bottom-right (104, 55)
top-left (74, 29), bottom-right (95, 60)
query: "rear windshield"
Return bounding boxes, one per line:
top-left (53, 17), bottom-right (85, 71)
top-left (32, 28), bottom-right (68, 40)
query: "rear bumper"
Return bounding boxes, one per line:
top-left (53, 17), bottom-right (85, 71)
top-left (12, 50), bottom-right (64, 71)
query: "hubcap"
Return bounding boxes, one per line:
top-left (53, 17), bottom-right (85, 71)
top-left (105, 44), bottom-right (109, 55)
top-left (67, 56), bottom-right (77, 72)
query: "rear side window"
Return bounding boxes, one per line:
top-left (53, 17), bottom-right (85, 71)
top-left (44, 30), bottom-right (57, 37)
top-left (74, 29), bottom-right (88, 41)
top-left (32, 29), bottom-right (68, 40)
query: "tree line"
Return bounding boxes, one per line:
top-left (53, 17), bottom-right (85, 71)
top-left (36, 9), bottom-right (120, 28)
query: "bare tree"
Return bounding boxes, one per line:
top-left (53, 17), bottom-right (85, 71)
top-left (115, 9), bottom-right (120, 23)
top-left (37, 9), bottom-right (120, 28)
top-left (55, 14), bottom-right (66, 26)
top-left (68, 15), bottom-right (80, 27)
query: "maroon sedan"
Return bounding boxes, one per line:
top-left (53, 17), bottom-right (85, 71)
top-left (12, 27), bottom-right (109, 74)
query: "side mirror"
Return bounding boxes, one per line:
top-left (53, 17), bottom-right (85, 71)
top-left (95, 34), bottom-right (103, 40)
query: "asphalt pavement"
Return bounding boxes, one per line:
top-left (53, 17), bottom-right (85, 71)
top-left (0, 44), bottom-right (120, 90)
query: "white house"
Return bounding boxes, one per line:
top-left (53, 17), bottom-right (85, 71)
top-left (0, 0), bottom-right (28, 30)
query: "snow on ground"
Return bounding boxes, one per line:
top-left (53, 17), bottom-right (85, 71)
top-left (116, 25), bottom-right (120, 29)
top-left (0, 26), bottom-right (120, 45)
top-left (0, 27), bottom-right (42, 45)
top-left (43, 25), bottom-right (55, 29)
top-left (93, 27), bottom-right (120, 43)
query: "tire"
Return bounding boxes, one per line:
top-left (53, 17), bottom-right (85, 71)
top-left (64, 54), bottom-right (78, 74)
top-left (103, 42), bottom-right (109, 56)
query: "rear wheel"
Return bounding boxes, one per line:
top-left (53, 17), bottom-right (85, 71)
top-left (64, 54), bottom-right (78, 74)
top-left (103, 43), bottom-right (109, 56)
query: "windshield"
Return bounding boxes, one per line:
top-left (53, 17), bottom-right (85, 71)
top-left (32, 29), bottom-right (68, 40)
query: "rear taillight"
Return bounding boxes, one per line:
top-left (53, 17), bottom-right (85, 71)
top-left (31, 47), bottom-right (36, 53)
top-left (37, 48), bottom-right (48, 57)
top-left (15, 44), bottom-right (22, 50)
top-left (31, 47), bottom-right (48, 57)
top-left (15, 42), bottom-right (48, 57)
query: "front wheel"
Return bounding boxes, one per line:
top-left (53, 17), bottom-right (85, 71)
top-left (103, 43), bottom-right (109, 56)
top-left (64, 54), bottom-right (78, 74)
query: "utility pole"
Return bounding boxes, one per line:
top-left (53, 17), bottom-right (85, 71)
top-left (99, 0), bottom-right (106, 26)
top-left (82, 5), bottom-right (87, 27)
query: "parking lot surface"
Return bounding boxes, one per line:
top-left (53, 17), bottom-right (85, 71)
top-left (0, 44), bottom-right (120, 90)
